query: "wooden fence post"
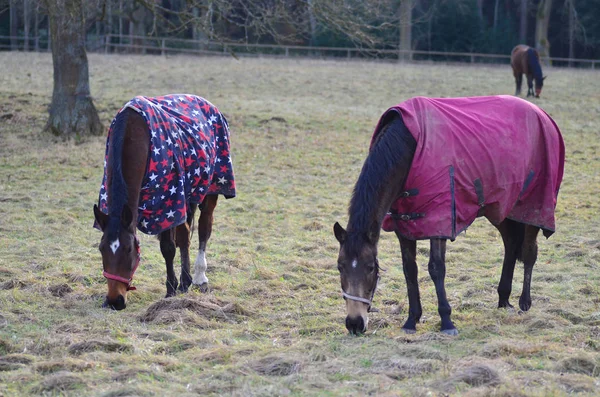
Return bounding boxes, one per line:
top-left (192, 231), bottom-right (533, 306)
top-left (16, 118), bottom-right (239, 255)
top-left (161, 38), bottom-right (165, 56)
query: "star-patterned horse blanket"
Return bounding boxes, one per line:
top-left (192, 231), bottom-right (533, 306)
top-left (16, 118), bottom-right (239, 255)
top-left (97, 94), bottom-right (236, 235)
top-left (373, 95), bottom-right (564, 241)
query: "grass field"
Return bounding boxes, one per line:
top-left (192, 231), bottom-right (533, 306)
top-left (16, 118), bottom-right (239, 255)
top-left (0, 52), bottom-right (599, 396)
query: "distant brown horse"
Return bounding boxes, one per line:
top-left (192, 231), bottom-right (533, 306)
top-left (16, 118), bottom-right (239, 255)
top-left (511, 45), bottom-right (546, 98)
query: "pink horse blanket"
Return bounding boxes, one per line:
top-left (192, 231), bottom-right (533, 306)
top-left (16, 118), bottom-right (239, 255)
top-left (374, 95), bottom-right (565, 240)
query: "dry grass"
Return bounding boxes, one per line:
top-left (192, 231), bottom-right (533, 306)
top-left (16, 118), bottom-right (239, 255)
top-left (1, 52), bottom-right (599, 396)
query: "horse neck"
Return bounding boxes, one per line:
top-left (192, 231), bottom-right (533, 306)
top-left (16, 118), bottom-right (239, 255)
top-left (347, 116), bottom-right (416, 243)
top-left (107, 109), bottom-right (149, 233)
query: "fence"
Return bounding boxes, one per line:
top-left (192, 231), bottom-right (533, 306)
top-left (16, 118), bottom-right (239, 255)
top-left (1, 34), bottom-right (598, 69)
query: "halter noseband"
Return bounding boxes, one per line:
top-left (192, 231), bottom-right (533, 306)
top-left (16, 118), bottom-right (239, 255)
top-left (103, 235), bottom-right (140, 291)
top-left (341, 259), bottom-right (380, 312)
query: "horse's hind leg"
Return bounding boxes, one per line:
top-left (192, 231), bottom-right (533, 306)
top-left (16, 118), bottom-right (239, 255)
top-left (193, 195), bottom-right (218, 292)
top-left (514, 73), bottom-right (522, 96)
top-left (495, 219), bottom-right (524, 308)
top-left (428, 238), bottom-right (457, 335)
top-left (176, 205), bottom-right (197, 293)
top-left (160, 229), bottom-right (178, 297)
top-left (396, 233), bottom-right (422, 333)
top-left (519, 225), bottom-right (540, 311)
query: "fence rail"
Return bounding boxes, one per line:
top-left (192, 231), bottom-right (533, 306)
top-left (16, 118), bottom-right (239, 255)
top-left (1, 34), bottom-right (598, 69)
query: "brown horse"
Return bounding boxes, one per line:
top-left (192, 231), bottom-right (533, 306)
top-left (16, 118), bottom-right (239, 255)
top-left (334, 96), bottom-right (564, 335)
top-left (511, 44), bottom-right (546, 98)
top-left (94, 95), bottom-right (235, 310)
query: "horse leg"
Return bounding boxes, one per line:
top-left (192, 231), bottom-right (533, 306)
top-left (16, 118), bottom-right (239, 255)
top-left (193, 195), bottom-right (218, 292)
top-left (160, 229), bottom-right (178, 297)
top-left (176, 222), bottom-right (192, 293)
top-left (396, 232), bottom-right (422, 333)
top-left (514, 73), bottom-right (522, 96)
top-left (428, 238), bottom-right (457, 335)
top-left (495, 219), bottom-right (524, 308)
top-left (519, 225), bottom-right (540, 311)
top-left (526, 75), bottom-right (534, 97)
top-left (177, 204), bottom-right (198, 293)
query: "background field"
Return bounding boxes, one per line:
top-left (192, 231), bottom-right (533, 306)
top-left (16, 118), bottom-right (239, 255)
top-left (0, 53), bottom-right (599, 396)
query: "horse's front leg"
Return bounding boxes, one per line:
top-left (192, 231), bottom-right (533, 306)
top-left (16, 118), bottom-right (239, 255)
top-left (526, 75), bottom-right (534, 97)
top-left (193, 195), bottom-right (218, 292)
top-left (160, 229), bottom-right (178, 297)
top-left (519, 226), bottom-right (540, 311)
top-left (429, 238), bottom-right (457, 335)
top-left (396, 233), bottom-right (422, 333)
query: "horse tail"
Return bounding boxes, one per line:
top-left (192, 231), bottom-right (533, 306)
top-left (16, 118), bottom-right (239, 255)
top-left (527, 48), bottom-right (543, 84)
top-left (108, 108), bottom-right (130, 235)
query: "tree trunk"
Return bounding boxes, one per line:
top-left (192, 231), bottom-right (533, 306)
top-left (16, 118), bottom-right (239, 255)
top-left (568, 0), bottom-right (575, 66)
top-left (44, 0), bottom-right (103, 138)
top-left (399, 0), bottom-right (412, 62)
top-left (476, 0), bottom-right (484, 25)
top-left (10, 0), bottom-right (18, 50)
top-left (34, 1), bottom-right (40, 51)
top-left (307, 0), bottom-right (318, 47)
top-left (535, 0), bottom-right (552, 62)
top-left (519, 0), bottom-right (528, 42)
top-left (119, 0), bottom-right (123, 45)
top-left (24, 0), bottom-right (30, 51)
top-left (493, 0), bottom-right (500, 32)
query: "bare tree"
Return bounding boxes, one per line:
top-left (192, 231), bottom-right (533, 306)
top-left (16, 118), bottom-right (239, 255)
top-left (535, 0), bottom-right (553, 61)
top-left (23, 0), bottom-right (30, 50)
top-left (44, 0), bottom-right (102, 138)
top-left (10, 0), bottom-right (18, 49)
top-left (519, 0), bottom-right (528, 43)
top-left (399, 0), bottom-right (412, 61)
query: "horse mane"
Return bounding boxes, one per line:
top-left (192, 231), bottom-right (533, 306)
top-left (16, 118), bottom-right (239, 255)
top-left (346, 112), bottom-right (415, 254)
top-left (106, 108), bottom-right (130, 241)
top-left (527, 47), bottom-right (543, 86)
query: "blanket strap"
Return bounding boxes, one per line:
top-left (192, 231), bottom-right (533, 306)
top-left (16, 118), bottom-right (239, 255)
top-left (388, 211), bottom-right (425, 221)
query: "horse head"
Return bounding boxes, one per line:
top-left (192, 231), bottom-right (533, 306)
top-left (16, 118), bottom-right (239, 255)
top-left (333, 222), bottom-right (380, 335)
top-left (94, 204), bottom-right (139, 310)
top-left (535, 76), bottom-right (546, 98)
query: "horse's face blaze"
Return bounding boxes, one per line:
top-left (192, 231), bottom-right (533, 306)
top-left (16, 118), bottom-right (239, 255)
top-left (98, 229), bottom-right (137, 306)
top-left (334, 223), bottom-right (379, 334)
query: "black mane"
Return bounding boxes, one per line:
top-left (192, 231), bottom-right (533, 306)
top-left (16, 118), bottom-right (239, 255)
top-left (106, 109), bottom-right (130, 242)
top-left (346, 111), bottom-right (416, 255)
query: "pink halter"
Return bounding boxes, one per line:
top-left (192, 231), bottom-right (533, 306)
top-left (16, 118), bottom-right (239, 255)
top-left (103, 236), bottom-right (140, 291)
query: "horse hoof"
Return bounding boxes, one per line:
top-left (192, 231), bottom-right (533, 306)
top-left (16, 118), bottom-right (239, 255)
top-left (177, 284), bottom-right (190, 294)
top-left (402, 328), bottom-right (416, 334)
top-left (441, 328), bottom-right (459, 336)
top-left (193, 282), bottom-right (209, 293)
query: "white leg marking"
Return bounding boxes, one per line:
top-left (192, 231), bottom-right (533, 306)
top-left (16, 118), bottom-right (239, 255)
top-left (193, 249), bottom-right (208, 285)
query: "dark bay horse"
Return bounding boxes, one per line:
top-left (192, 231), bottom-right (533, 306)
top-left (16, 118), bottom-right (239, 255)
top-left (334, 96), bottom-right (564, 335)
top-left (94, 95), bottom-right (235, 310)
top-left (511, 44), bottom-right (545, 98)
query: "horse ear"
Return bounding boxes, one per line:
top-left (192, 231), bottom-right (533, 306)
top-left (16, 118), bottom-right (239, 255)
top-left (543, 76), bottom-right (547, 81)
top-left (93, 204), bottom-right (108, 231)
top-left (121, 206), bottom-right (134, 231)
top-left (333, 222), bottom-right (347, 244)
top-left (366, 221), bottom-right (379, 245)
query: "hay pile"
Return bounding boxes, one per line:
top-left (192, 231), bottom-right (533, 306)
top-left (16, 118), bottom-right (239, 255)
top-left (139, 296), bottom-right (248, 324)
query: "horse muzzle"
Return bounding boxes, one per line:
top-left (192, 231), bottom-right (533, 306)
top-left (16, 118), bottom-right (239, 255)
top-left (346, 315), bottom-right (367, 335)
top-left (103, 294), bottom-right (127, 310)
